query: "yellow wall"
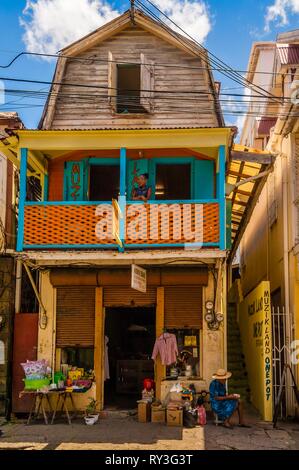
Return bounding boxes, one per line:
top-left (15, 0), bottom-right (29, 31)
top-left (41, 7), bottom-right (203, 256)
top-left (293, 258), bottom-right (299, 417)
top-left (239, 155), bottom-right (284, 298)
top-left (239, 133), bottom-right (299, 416)
top-left (38, 272), bottom-right (96, 411)
top-left (239, 281), bottom-right (273, 421)
top-left (203, 264), bottom-right (226, 380)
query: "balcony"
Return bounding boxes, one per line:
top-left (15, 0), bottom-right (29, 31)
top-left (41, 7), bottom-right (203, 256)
top-left (15, 129), bottom-right (229, 252)
top-left (23, 200), bottom-right (220, 250)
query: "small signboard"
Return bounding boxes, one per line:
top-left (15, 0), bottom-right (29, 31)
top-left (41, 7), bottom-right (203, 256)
top-left (131, 264), bottom-right (147, 293)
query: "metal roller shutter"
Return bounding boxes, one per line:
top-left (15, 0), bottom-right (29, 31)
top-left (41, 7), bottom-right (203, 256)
top-left (56, 287), bottom-right (95, 347)
top-left (165, 286), bottom-right (202, 328)
top-left (104, 286), bottom-right (156, 307)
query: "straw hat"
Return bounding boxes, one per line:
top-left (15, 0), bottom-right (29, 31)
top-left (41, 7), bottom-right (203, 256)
top-left (212, 368), bottom-right (232, 380)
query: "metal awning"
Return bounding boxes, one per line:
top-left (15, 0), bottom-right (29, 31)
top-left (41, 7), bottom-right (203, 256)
top-left (227, 144), bottom-right (275, 258)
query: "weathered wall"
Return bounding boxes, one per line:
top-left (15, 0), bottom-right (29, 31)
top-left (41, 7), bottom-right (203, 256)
top-left (202, 267), bottom-right (225, 382)
top-left (48, 26), bottom-right (219, 130)
top-left (239, 154), bottom-right (284, 297)
top-left (0, 257), bottom-right (15, 416)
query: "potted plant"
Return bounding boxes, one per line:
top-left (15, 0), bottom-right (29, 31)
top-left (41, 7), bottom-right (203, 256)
top-left (84, 398), bottom-right (99, 425)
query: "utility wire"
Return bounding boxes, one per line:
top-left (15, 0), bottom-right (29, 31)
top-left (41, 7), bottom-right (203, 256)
top-left (2, 87), bottom-right (286, 105)
top-left (135, 1), bottom-right (281, 103)
top-left (0, 75), bottom-right (289, 101)
top-left (0, 49), bottom-right (296, 77)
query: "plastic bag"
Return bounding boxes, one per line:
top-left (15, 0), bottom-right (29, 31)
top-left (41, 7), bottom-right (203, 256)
top-left (21, 360), bottom-right (48, 378)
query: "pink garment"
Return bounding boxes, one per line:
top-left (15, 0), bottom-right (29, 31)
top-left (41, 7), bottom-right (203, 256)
top-left (151, 333), bottom-right (178, 366)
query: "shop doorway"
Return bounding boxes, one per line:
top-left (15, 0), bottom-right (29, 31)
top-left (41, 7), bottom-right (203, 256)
top-left (104, 307), bottom-right (155, 409)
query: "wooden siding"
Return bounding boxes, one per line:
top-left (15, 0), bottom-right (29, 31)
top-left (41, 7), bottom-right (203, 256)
top-left (48, 26), bottom-right (219, 130)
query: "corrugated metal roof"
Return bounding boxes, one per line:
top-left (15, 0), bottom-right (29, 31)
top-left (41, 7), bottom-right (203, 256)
top-left (227, 157), bottom-right (266, 256)
top-left (257, 117), bottom-right (277, 136)
top-left (277, 45), bottom-right (299, 65)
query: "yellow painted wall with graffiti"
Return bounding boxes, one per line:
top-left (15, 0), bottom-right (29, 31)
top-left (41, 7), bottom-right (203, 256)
top-left (239, 281), bottom-right (273, 421)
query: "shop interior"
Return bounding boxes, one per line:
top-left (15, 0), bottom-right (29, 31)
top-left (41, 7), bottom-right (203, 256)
top-left (104, 307), bottom-right (156, 409)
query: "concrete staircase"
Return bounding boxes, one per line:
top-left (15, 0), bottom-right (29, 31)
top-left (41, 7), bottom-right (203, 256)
top-left (227, 303), bottom-right (251, 402)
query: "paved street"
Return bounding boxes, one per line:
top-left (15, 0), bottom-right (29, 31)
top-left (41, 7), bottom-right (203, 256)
top-left (0, 408), bottom-right (298, 451)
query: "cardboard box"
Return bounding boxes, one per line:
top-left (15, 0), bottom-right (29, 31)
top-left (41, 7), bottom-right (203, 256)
top-left (138, 401), bottom-right (151, 423)
top-left (167, 409), bottom-right (183, 427)
top-left (151, 407), bottom-right (166, 423)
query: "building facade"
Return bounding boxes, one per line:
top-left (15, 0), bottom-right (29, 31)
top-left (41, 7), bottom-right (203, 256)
top-left (0, 112), bottom-right (24, 416)
top-left (8, 10), bottom-right (234, 411)
top-left (239, 32), bottom-right (299, 416)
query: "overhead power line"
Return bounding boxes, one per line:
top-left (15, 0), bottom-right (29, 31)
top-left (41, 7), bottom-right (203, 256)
top-left (0, 75), bottom-right (289, 101)
top-left (134, 1), bottom-right (280, 103)
top-left (0, 49), bottom-right (297, 78)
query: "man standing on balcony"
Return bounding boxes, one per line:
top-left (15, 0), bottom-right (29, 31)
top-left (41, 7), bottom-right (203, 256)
top-left (132, 173), bottom-right (152, 202)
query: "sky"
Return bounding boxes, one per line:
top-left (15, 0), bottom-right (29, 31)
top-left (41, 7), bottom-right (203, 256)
top-left (0, 0), bottom-right (299, 130)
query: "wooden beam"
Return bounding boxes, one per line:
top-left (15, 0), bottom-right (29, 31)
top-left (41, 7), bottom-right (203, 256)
top-left (232, 199), bottom-right (247, 207)
top-left (95, 287), bottom-right (104, 410)
top-left (229, 164), bottom-right (270, 261)
top-left (42, 57), bottom-right (67, 130)
top-left (231, 151), bottom-right (274, 165)
top-left (229, 169), bottom-right (253, 180)
top-left (17, 128), bottom-right (231, 151)
top-left (234, 188), bottom-right (252, 197)
top-left (232, 210), bottom-right (245, 217)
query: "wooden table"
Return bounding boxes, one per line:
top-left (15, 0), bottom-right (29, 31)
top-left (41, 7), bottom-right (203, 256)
top-left (19, 391), bottom-right (52, 425)
top-left (50, 391), bottom-right (78, 425)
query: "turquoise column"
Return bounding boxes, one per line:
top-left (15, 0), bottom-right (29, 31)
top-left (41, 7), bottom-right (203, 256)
top-left (118, 148), bottom-right (127, 252)
top-left (16, 148), bottom-right (28, 252)
top-left (218, 145), bottom-right (226, 251)
top-left (44, 174), bottom-right (49, 201)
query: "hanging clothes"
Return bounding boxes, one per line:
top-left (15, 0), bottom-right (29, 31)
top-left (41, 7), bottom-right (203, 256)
top-left (104, 336), bottom-right (110, 381)
top-left (151, 332), bottom-right (178, 366)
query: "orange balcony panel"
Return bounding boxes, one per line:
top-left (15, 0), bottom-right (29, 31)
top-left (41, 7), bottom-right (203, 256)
top-left (23, 202), bottom-right (220, 248)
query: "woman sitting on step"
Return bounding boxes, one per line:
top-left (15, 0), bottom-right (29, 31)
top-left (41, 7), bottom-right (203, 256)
top-left (209, 369), bottom-right (251, 429)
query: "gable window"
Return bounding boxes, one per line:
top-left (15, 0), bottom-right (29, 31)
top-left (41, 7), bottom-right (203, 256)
top-left (155, 164), bottom-right (191, 200)
top-left (89, 164), bottom-right (120, 201)
top-left (117, 65), bottom-right (144, 114)
top-left (108, 52), bottom-right (154, 114)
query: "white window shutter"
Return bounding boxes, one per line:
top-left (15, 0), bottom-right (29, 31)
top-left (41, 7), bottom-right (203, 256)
top-left (108, 51), bottom-right (117, 112)
top-left (140, 53), bottom-right (154, 113)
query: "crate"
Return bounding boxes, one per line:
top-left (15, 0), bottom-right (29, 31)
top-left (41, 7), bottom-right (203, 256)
top-left (167, 409), bottom-right (183, 427)
top-left (151, 407), bottom-right (166, 423)
top-left (138, 401), bottom-right (151, 423)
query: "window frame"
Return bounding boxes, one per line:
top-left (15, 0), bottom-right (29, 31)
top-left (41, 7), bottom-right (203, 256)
top-left (88, 157), bottom-right (120, 202)
top-left (108, 51), bottom-right (154, 115)
top-left (151, 157), bottom-right (195, 201)
top-left (116, 64), bottom-right (147, 115)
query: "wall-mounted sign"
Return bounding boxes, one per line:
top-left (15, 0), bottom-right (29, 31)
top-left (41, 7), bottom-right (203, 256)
top-left (131, 264), bottom-right (147, 293)
top-left (239, 281), bottom-right (272, 421)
